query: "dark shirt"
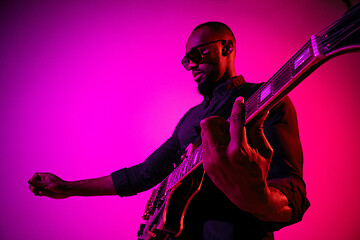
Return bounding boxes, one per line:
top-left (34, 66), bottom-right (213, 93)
top-left (111, 76), bottom-right (310, 239)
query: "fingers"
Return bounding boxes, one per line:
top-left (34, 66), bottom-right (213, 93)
top-left (200, 116), bottom-right (230, 176)
top-left (28, 172), bottom-right (49, 196)
top-left (200, 116), bottom-right (229, 165)
top-left (248, 112), bottom-right (273, 160)
top-left (185, 143), bottom-right (194, 157)
top-left (29, 184), bottom-right (56, 198)
top-left (229, 97), bottom-right (248, 149)
top-left (200, 116), bottom-right (230, 148)
top-left (228, 97), bottom-right (272, 160)
top-left (28, 172), bottom-right (67, 198)
top-left (29, 172), bottom-right (43, 187)
top-left (29, 172), bottom-right (50, 188)
top-left (28, 183), bottom-right (43, 196)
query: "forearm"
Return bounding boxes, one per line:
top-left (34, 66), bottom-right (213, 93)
top-left (65, 175), bottom-right (117, 197)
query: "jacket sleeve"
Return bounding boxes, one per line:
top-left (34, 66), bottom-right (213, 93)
top-left (260, 96), bottom-right (310, 230)
top-left (111, 133), bottom-right (181, 197)
top-left (109, 106), bottom-right (199, 197)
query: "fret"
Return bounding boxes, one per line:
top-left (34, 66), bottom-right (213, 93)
top-left (167, 174), bottom-right (174, 191)
top-left (189, 149), bottom-right (196, 167)
top-left (244, 93), bottom-right (259, 121)
top-left (174, 168), bottom-right (180, 183)
top-left (182, 163), bottom-right (187, 176)
top-left (167, 173), bottom-right (173, 188)
top-left (272, 65), bottom-right (292, 94)
top-left (175, 166), bottom-right (181, 183)
top-left (177, 165), bottom-right (182, 179)
top-left (245, 39), bottom-right (317, 123)
top-left (187, 154), bottom-right (194, 168)
top-left (194, 147), bottom-right (202, 165)
top-left (185, 159), bottom-right (191, 173)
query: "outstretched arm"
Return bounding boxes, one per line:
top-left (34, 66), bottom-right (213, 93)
top-left (200, 97), bottom-right (292, 222)
top-left (28, 172), bottom-right (117, 199)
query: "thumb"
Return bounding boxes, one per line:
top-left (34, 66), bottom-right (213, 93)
top-left (247, 111), bottom-right (273, 160)
top-left (200, 116), bottom-right (230, 148)
top-left (29, 172), bottom-right (50, 188)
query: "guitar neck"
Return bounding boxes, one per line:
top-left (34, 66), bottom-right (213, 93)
top-left (164, 3), bottom-right (360, 193)
top-left (246, 4), bottom-right (360, 123)
top-left (245, 37), bottom-right (322, 124)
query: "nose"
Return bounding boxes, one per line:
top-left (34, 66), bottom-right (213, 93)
top-left (188, 60), bottom-right (199, 70)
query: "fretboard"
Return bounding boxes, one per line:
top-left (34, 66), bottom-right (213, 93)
top-left (245, 36), bottom-right (323, 123)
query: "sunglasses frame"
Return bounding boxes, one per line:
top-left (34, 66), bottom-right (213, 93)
top-left (181, 40), bottom-right (224, 71)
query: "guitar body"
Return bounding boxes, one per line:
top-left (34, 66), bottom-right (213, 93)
top-left (138, 163), bottom-right (205, 240)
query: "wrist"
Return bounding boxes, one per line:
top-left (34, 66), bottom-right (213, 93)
top-left (63, 180), bottom-right (77, 197)
top-left (247, 185), bottom-right (272, 218)
top-left (250, 186), bottom-right (292, 222)
top-left (241, 183), bottom-right (271, 214)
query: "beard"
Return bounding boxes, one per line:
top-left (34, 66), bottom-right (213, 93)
top-left (197, 78), bottom-right (215, 97)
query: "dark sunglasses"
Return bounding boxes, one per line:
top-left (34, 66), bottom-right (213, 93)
top-left (181, 40), bottom-right (224, 71)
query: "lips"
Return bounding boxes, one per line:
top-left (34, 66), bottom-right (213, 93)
top-left (192, 71), bottom-right (203, 82)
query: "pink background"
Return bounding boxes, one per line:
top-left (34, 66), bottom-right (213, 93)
top-left (1, 0), bottom-right (360, 239)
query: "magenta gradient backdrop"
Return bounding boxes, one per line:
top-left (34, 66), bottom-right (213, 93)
top-left (1, 0), bottom-right (360, 239)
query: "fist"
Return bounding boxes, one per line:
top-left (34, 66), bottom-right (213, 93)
top-left (28, 172), bottom-right (70, 199)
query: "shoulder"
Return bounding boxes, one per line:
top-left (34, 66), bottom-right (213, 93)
top-left (175, 100), bottom-right (205, 127)
top-left (269, 96), bottom-right (298, 124)
top-left (231, 82), bottom-right (263, 101)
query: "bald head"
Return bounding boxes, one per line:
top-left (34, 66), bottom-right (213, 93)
top-left (192, 22), bottom-right (236, 46)
top-left (186, 21), bottom-right (236, 60)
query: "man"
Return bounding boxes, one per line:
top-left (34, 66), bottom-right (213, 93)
top-left (29, 22), bottom-right (309, 239)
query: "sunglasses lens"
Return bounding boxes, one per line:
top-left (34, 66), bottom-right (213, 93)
top-left (188, 49), bottom-right (202, 63)
top-left (181, 49), bottom-right (203, 70)
top-left (181, 57), bottom-right (190, 70)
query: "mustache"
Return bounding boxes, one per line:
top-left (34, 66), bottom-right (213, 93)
top-left (192, 70), bottom-right (203, 78)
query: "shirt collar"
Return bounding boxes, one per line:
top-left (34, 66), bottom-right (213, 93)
top-left (213, 75), bottom-right (245, 95)
top-left (203, 75), bottom-right (246, 103)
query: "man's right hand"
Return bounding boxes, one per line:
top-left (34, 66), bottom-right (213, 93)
top-left (28, 172), bottom-right (70, 199)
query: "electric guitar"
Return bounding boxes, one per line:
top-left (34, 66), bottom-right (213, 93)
top-left (137, 4), bottom-right (360, 239)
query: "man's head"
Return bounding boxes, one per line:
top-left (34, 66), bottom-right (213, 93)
top-left (183, 22), bottom-right (237, 97)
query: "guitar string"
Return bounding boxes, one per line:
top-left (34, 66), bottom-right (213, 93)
top-left (223, 9), bottom-right (359, 119)
top-left (246, 41), bottom-right (310, 97)
top-left (245, 40), bottom-right (312, 118)
top-left (321, 24), bottom-right (360, 49)
top-left (159, 144), bottom-right (204, 192)
top-left (320, 8), bottom-right (360, 46)
top-left (320, 16), bottom-right (360, 46)
top-left (171, 145), bottom-right (203, 179)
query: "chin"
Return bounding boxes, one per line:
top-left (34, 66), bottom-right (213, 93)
top-left (197, 81), bottom-right (212, 97)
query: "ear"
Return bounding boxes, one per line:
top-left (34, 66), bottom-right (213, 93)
top-left (222, 40), bottom-right (234, 56)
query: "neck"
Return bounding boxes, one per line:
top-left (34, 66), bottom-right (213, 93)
top-left (212, 68), bottom-right (237, 92)
top-left (220, 65), bottom-right (237, 84)
top-left (202, 73), bottom-right (238, 99)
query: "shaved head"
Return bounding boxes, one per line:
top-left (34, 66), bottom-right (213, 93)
top-left (192, 22), bottom-right (236, 47)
